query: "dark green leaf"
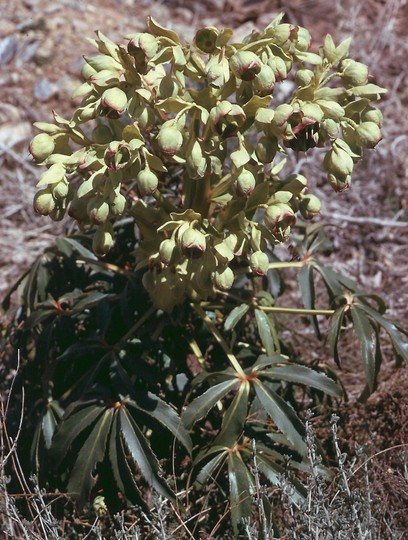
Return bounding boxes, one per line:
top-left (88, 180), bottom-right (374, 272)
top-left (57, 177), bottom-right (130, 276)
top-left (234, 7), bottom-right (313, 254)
top-left (195, 450), bottom-right (227, 488)
top-left (228, 451), bottom-right (253, 533)
top-left (42, 401), bottom-right (64, 449)
top-left (256, 452), bottom-right (306, 502)
top-left (224, 304), bottom-right (250, 332)
top-left (357, 303), bottom-right (408, 364)
top-left (51, 401), bottom-right (104, 467)
top-left (126, 395), bottom-right (192, 454)
top-left (327, 306), bottom-right (347, 366)
top-left (109, 414), bottom-right (142, 503)
top-left (70, 291), bottom-right (113, 313)
top-left (252, 354), bottom-right (286, 371)
top-left (182, 377), bottom-right (237, 429)
top-left (67, 409), bottom-right (113, 507)
top-left (56, 237), bottom-right (98, 261)
top-left (259, 364), bottom-right (342, 398)
top-left (255, 309), bottom-right (280, 355)
top-left (253, 380), bottom-right (306, 454)
top-left (311, 262), bottom-right (348, 299)
top-left (214, 382), bottom-right (250, 447)
top-left (350, 305), bottom-right (377, 392)
top-left (298, 264), bottom-right (320, 337)
top-left (354, 292), bottom-right (386, 314)
top-left (119, 408), bottom-right (174, 500)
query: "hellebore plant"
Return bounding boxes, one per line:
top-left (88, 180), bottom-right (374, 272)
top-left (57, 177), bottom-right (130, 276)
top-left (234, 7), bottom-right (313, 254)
top-left (9, 13), bottom-right (406, 533)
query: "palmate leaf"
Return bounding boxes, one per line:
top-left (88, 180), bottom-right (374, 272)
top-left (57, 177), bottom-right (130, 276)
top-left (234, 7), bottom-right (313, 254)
top-left (350, 304), bottom-right (379, 393)
top-left (31, 400), bottom-right (64, 472)
top-left (356, 302), bottom-right (408, 365)
top-left (50, 400), bottom-right (105, 468)
top-left (258, 363), bottom-right (343, 398)
top-left (253, 380), bottom-right (306, 454)
top-left (255, 309), bottom-right (280, 355)
top-left (67, 408), bottom-right (113, 507)
top-left (182, 377), bottom-right (237, 429)
top-left (298, 264), bottom-right (320, 337)
top-left (119, 408), bottom-right (174, 500)
top-left (327, 306), bottom-right (347, 366)
top-left (213, 382), bottom-right (250, 447)
top-left (250, 448), bottom-right (306, 502)
top-left (228, 450), bottom-right (254, 533)
top-left (224, 303), bottom-right (250, 332)
top-left (126, 395), bottom-right (192, 454)
top-left (194, 448), bottom-right (227, 488)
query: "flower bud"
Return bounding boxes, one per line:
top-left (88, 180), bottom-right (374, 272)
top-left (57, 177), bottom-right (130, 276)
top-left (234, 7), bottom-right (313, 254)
top-left (136, 169), bottom-right (159, 196)
top-left (206, 58), bottom-right (229, 88)
top-left (271, 104), bottom-right (293, 131)
top-left (356, 121), bottom-right (382, 148)
top-left (194, 27), bottom-right (219, 54)
top-left (128, 33), bottom-right (158, 63)
top-left (362, 107), bottom-right (383, 126)
top-left (33, 189), bottom-right (56, 216)
top-left (253, 64), bottom-right (275, 96)
top-left (181, 228), bottom-right (206, 258)
top-left (264, 203), bottom-right (296, 234)
top-left (340, 59), bottom-right (368, 86)
top-left (133, 105), bottom-right (155, 129)
top-left (255, 136), bottom-right (278, 163)
top-left (233, 170), bottom-right (256, 197)
top-left (250, 251), bottom-right (269, 276)
top-left (159, 238), bottom-right (178, 265)
top-left (328, 173), bottom-right (351, 192)
top-left (51, 180), bottom-right (69, 200)
top-left (157, 126), bottom-right (183, 157)
top-left (267, 55), bottom-right (288, 81)
top-left (110, 192), bottom-right (127, 216)
top-left (100, 87), bottom-right (128, 119)
top-left (29, 133), bottom-right (55, 162)
top-left (230, 51), bottom-right (262, 81)
top-left (293, 27), bottom-right (311, 51)
top-left (299, 194), bottom-right (321, 219)
top-left (92, 124), bottom-right (113, 144)
top-left (104, 141), bottom-right (131, 170)
top-left (323, 145), bottom-right (353, 177)
top-left (87, 196), bottom-right (110, 225)
top-left (295, 68), bottom-right (314, 87)
top-left (320, 118), bottom-right (339, 140)
top-left (213, 266), bottom-right (234, 291)
top-left (269, 24), bottom-right (291, 46)
top-left (92, 223), bottom-right (114, 256)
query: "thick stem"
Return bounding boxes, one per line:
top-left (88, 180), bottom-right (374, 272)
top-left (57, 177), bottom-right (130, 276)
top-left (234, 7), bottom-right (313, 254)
top-left (257, 305), bottom-right (335, 316)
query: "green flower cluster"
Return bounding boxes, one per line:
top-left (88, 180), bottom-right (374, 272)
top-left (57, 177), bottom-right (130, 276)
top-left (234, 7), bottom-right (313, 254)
top-left (30, 15), bottom-right (385, 310)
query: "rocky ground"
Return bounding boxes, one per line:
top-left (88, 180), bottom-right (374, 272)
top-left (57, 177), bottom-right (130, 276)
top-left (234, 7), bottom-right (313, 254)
top-left (0, 0), bottom-right (407, 536)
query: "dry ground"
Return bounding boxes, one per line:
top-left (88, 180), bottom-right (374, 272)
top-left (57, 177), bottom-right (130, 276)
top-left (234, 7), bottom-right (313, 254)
top-left (0, 0), bottom-right (407, 535)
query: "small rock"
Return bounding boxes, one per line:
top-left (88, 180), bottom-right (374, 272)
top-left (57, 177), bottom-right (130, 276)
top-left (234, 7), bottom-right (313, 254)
top-left (33, 78), bottom-right (58, 102)
top-left (15, 39), bottom-right (41, 66)
top-left (16, 16), bottom-right (46, 33)
top-left (0, 35), bottom-right (18, 64)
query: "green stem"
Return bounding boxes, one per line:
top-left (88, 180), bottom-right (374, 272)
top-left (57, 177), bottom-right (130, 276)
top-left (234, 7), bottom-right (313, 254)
top-left (268, 261), bottom-right (305, 270)
top-left (257, 305), bottom-right (335, 316)
top-left (152, 191), bottom-right (178, 214)
top-left (192, 303), bottom-right (245, 376)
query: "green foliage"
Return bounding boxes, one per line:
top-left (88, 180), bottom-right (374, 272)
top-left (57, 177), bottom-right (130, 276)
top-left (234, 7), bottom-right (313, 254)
top-left (4, 13), bottom-right (407, 535)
